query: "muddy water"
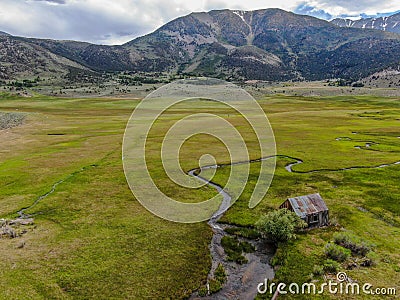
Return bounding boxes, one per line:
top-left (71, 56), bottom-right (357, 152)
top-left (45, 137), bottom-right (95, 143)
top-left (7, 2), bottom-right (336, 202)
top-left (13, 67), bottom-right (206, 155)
top-left (197, 224), bottom-right (275, 300)
top-left (189, 150), bottom-right (400, 299)
top-left (188, 168), bottom-right (275, 300)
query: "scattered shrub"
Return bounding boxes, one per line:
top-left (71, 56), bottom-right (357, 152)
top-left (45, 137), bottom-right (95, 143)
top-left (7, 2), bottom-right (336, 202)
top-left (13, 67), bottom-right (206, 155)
top-left (325, 243), bottom-right (351, 262)
top-left (329, 216), bottom-right (340, 227)
top-left (323, 259), bottom-right (341, 273)
top-left (0, 112), bottom-right (25, 130)
top-left (313, 265), bottom-right (324, 276)
top-left (360, 252), bottom-right (378, 267)
top-left (333, 232), bottom-right (374, 256)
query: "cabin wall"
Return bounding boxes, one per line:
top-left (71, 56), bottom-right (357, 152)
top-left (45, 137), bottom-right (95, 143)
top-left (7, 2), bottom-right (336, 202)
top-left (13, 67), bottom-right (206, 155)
top-left (321, 210), bottom-right (329, 226)
top-left (306, 210), bottom-right (329, 228)
top-left (279, 200), bottom-right (293, 211)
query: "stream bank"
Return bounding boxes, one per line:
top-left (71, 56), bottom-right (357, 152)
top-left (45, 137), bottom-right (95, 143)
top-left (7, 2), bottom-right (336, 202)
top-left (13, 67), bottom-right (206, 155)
top-left (188, 168), bottom-right (275, 300)
top-left (189, 151), bottom-right (400, 299)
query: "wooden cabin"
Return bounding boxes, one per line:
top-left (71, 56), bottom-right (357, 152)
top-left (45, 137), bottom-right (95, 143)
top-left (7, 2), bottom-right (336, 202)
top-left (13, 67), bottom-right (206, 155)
top-left (279, 193), bottom-right (329, 228)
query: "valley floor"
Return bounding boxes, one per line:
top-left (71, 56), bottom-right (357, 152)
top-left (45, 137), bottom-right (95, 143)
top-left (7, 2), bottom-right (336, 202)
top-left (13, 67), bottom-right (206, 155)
top-left (0, 91), bottom-right (399, 299)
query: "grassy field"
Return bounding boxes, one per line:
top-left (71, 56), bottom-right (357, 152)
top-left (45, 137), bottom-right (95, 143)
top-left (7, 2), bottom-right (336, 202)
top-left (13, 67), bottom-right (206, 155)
top-left (0, 92), bottom-right (399, 299)
top-left (0, 94), bottom-right (213, 299)
top-left (211, 95), bottom-right (400, 299)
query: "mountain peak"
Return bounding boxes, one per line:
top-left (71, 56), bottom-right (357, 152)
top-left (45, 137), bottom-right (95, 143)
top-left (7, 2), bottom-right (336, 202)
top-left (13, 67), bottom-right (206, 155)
top-left (1, 8), bottom-right (400, 82)
top-left (331, 12), bottom-right (400, 33)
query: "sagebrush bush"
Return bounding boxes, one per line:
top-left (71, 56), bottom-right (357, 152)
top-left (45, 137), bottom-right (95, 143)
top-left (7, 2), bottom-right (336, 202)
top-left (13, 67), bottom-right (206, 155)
top-left (361, 251), bottom-right (379, 267)
top-left (333, 232), bottom-right (374, 256)
top-left (325, 243), bottom-right (351, 262)
top-left (313, 265), bottom-right (324, 276)
top-left (323, 259), bottom-right (341, 273)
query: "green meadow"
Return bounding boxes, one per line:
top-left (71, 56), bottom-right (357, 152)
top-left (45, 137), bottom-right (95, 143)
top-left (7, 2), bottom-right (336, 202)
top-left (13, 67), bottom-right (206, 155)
top-left (212, 96), bottom-right (400, 299)
top-left (0, 92), bottom-right (399, 299)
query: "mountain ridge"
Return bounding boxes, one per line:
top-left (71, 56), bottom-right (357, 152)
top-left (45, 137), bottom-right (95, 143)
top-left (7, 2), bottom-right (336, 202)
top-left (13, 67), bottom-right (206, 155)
top-left (331, 12), bottom-right (400, 34)
top-left (1, 8), bottom-right (400, 82)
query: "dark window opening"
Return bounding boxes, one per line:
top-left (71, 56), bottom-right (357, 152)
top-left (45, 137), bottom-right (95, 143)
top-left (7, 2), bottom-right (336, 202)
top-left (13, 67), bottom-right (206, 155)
top-left (310, 214), bottom-right (319, 223)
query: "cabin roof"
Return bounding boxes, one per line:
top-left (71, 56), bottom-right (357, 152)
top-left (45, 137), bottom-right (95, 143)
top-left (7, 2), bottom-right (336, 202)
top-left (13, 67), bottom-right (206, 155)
top-left (285, 193), bottom-right (328, 219)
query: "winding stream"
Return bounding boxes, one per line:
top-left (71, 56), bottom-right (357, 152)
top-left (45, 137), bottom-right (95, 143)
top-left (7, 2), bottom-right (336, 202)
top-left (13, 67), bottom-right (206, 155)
top-left (282, 156), bottom-right (400, 173)
top-left (189, 151), bottom-right (400, 299)
top-left (14, 148), bottom-right (119, 219)
top-left (12, 139), bottom-right (399, 299)
top-left (189, 166), bottom-right (275, 300)
top-left (17, 178), bottom-right (70, 218)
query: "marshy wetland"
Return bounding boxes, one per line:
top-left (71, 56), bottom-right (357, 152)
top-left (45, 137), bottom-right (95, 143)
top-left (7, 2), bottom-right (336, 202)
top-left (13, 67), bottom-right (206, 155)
top-left (0, 92), bottom-right (399, 299)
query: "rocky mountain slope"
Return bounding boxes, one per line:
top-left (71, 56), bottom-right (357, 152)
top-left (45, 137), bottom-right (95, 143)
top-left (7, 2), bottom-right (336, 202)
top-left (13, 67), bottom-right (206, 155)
top-left (1, 9), bottom-right (400, 81)
top-left (0, 36), bottom-right (88, 80)
top-left (331, 12), bottom-right (400, 34)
